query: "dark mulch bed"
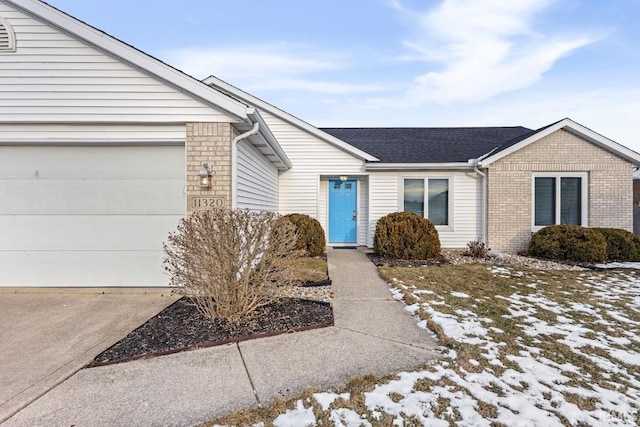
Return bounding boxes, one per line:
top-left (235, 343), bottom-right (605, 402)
top-left (366, 253), bottom-right (450, 268)
top-left (90, 297), bottom-right (333, 367)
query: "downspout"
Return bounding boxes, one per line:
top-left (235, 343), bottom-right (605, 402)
top-left (231, 121), bottom-right (260, 209)
top-left (473, 162), bottom-right (488, 244)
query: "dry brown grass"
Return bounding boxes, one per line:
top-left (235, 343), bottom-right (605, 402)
top-left (205, 373), bottom-right (392, 427)
top-left (205, 263), bottom-right (640, 426)
top-left (288, 256), bottom-right (328, 284)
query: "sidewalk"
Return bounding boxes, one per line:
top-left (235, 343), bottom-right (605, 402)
top-left (0, 290), bottom-right (176, 425)
top-left (3, 248), bottom-right (439, 427)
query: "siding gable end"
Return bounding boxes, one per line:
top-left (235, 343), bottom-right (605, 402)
top-left (0, 0), bottom-right (243, 123)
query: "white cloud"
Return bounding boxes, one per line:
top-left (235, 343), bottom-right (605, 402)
top-left (395, 0), bottom-right (597, 103)
top-left (163, 43), bottom-right (387, 94)
top-left (302, 86), bottom-right (640, 152)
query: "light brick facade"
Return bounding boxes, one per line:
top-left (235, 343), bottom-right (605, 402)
top-left (185, 122), bottom-right (233, 213)
top-left (487, 129), bottom-right (634, 253)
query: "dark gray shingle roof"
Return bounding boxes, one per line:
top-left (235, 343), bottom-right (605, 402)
top-left (320, 126), bottom-right (535, 163)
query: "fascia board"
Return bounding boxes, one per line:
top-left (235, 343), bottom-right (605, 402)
top-left (203, 75), bottom-right (380, 162)
top-left (563, 123), bottom-right (640, 166)
top-left (366, 162), bottom-right (473, 171)
top-left (479, 120), bottom-right (568, 166)
top-left (246, 108), bottom-right (292, 170)
top-left (7, 0), bottom-right (249, 121)
top-left (479, 118), bottom-right (640, 167)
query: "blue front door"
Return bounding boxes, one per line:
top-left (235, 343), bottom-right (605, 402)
top-left (329, 180), bottom-right (357, 243)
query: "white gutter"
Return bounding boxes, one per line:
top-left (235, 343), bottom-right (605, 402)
top-left (231, 121), bottom-right (260, 209)
top-left (366, 162), bottom-right (473, 171)
top-left (471, 160), bottom-right (488, 244)
top-left (246, 108), bottom-right (292, 169)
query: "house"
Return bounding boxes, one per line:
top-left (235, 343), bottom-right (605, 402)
top-left (1, 0), bottom-right (639, 287)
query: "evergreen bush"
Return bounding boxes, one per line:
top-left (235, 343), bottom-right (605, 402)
top-left (528, 224), bottom-right (607, 263)
top-left (373, 212), bottom-right (441, 260)
top-left (284, 213), bottom-right (326, 257)
top-left (594, 228), bottom-right (640, 262)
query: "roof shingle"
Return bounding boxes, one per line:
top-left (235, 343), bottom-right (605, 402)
top-left (320, 127), bottom-right (534, 163)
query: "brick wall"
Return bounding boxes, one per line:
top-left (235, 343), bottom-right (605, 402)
top-left (487, 129), bottom-right (633, 252)
top-left (185, 122), bottom-right (233, 214)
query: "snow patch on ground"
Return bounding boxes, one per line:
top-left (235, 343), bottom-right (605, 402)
top-left (251, 270), bottom-right (640, 426)
top-left (272, 400), bottom-right (315, 427)
top-left (450, 291), bottom-right (470, 298)
top-left (313, 392), bottom-right (350, 411)
top-left (594, 262), bottom-right (640, 269)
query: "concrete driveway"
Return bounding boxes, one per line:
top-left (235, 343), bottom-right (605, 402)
top-left (0, 289), bottom-right (177, 423)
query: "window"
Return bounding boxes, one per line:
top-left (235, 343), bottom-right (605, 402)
top-left (428, 179), bottom-right (449, 226)
top-left (533, 174), bottom-right (587, 228)
top-left (403, 178), bottom-right (449, 226)
top-left (403, 179), bottom-right (424, 216)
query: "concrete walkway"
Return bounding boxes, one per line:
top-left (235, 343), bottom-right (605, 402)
top-left (0, 290), bottom-right (177, 424)
top-left (3, 249), bottom-right (439, 427)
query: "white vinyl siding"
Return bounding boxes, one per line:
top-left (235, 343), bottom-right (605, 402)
top-left (236, 139), bottom-right (278, 211)
top-left (0, 145), bottom-right (185, 287)
top-left (358, 179), bottom-right (369, 245)
top-left (258, 110), bottom-right (368, 245)
top-left (368, 172), bottom-right (400, 247)
top-left (0, 4), bottom-right (236, 123)
top-left (368, 171), bottom-right (482, 248)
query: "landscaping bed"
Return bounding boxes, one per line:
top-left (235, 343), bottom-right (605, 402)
top-left (90, 296), bottom-right (333, 367)
top-left (89, 252), bottom-right (333, 367)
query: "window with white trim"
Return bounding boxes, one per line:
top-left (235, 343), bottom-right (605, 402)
top-left (403, 178), bottom-right (450, 226)
top-left (533, 173), bottom-right (588, 228)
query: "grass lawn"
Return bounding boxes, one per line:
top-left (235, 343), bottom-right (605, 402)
top-left (289, 256), bottom-right (329, 284)
top-left (208, 263), bottom-right (640, 426)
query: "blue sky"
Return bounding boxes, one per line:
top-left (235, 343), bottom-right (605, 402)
top-left (47, 0), bottom-right (640, 151)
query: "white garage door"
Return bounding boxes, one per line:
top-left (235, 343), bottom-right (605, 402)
top-left (0, 145), bottom-right (185, 287)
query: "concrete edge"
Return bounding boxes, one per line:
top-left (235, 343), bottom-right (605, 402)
top-left (0, 287), bottom-right (174, 296)
top-left (0, 295), bottom-right (178, 424)
top-left (0, 328), bottom-right (131, 423)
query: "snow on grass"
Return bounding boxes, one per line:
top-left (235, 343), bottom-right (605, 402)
top-left (312, 392), bottom-right (350, 411)
top-left (594, 262), bottom-right (640, 270)
top-left (450, 291), bottom-right (469, 298)
top-left (272, 400), bottom-right (315, 427)
top-left (376, 266), bottom-right (640, 425)
top-left (213, 264), bottom-right (640, 427)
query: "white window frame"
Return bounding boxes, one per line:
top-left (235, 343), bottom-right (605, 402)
top-left (399, 175), bottom-right (454, 231)
top-left (531, 172), bottom-right (588, 231)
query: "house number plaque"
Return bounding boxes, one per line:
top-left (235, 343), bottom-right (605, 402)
top-left (189, 196), bottom-right (226, 210)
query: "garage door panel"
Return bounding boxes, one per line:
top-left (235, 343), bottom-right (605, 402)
top-left (0, 146), bottom-right (185, 180)
top-left (0, 215), bottom-right (182, 251)
top-left (0, 251), bottom-right (169, 287)
top-left (0, 145), bottom-right (185, 287)
top-left (0, 180), bottom-right (185, 215)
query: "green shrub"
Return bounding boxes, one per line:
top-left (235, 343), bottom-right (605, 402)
top-left (284, 213), bottom-right (326, 257)
top-left (594, 228), bottom-right (640, 262)
top-left (373, 212), bottom-right (441, 260)
top-left (528, 224), bottom-right (607, 263)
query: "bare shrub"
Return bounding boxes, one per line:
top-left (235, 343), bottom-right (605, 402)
top-left (163, 208), bottom-right (300, 322)
top-left (464, 240), bottom-right (490, 258)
